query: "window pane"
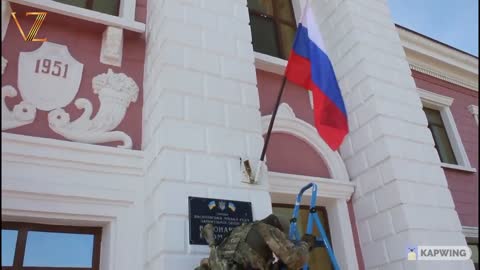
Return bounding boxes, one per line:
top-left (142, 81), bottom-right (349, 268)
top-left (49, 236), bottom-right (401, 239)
top-left (430, 125), bottom-right (457, 164)
top-left (424, 107), bottom-right (443, 125)
top-left (274, 0), bottom-right (295, 23)
top-left (247, 0), bottom-right (274, 15)
top-left (272, 206), bottom-right (333, 270)
top-left (93, 0), bottom-right (119, 16)
top-left (250, 14), bottom-right (281, 58)
top-left (54, 0), bottom-right (87, 8)
top-left (1, 230), bottom-right (18, 266)
top-left (278, 23), bottom-right (296, 59)
top-left (24, 231), bottom-right (94, 267)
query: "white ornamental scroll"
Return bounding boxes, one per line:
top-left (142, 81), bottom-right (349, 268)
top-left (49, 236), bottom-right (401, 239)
top-left (48, 69), bottom-right (139, 149)
top-left (2, 56), bottom-right (37, 130)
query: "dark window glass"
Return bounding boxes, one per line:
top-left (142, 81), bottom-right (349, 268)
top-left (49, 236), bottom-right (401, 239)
top-left (92, 0), bottom-right (120, 16)
top-left (247, 0), bottom-right (274, 15)
top-left (248, 0), bottom-right (297, 59)
top-left (1, 229), bottom-right (18, 266)
top-left (54, 0), bottom-right (119, 16)
top-left (249, 14), bottom-right (280, 58)
top-left (24, 231), bottom-right (94, 267)
top-left (55, 0), bottom-right (87, 8)
top-left (1, 222), bottom-right (101, 270)
top-left (423, 107), bottom-right (458, 164)
top-left (272, 204), bottom-right (333, 270)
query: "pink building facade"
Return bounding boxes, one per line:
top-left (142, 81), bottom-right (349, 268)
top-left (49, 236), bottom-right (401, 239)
top-left (1, 0), bottom-right (478, 270)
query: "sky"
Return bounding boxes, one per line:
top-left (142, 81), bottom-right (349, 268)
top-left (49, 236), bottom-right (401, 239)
top-left (387, 0), bottom-right (479, 56)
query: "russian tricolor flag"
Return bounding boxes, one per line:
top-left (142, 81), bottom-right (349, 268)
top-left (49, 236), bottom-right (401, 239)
top-left (285, 3), bottom-right (348, 151)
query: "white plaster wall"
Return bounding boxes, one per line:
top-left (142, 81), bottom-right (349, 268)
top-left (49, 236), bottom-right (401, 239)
top-left (308, 0), bottom-right (474, 269)
top-left (1, 135), bottom-right (145, 270)
top-left (142, 0), bottom-right (271, 269)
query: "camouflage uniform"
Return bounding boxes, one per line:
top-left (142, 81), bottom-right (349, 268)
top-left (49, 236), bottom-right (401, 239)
top-left (195, 214), bottom-right (314, 270)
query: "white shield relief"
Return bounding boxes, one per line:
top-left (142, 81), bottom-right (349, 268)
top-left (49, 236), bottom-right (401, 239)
top-left (18, 42), bottom-right (83, 111)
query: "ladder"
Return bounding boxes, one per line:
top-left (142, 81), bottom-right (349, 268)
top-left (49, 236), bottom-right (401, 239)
top-left (288, 182), bottom-right (341, 270)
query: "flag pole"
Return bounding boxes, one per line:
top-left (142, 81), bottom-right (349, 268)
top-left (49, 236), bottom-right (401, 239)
top-left (252, 76), bottom-right (288, 183)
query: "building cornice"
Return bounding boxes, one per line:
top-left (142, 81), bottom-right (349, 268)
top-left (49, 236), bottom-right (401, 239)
top-left (410, 63), bottom-right (478, 91)
top-left (397, 26), bottom-right (478, 92)
top-left (397, 27), bottom-right (478, 71)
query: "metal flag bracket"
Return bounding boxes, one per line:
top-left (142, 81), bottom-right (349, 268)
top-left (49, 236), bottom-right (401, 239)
top-left (240, 158), bottom-right (261, 184)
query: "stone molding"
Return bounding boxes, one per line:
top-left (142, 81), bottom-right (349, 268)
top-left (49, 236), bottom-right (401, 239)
top-left (100, 26), bottom-right (124, 67)
top-left (2, 132), bottom-right (144, 175)
top-left (398, 26), bottom-right (478, 71)
top-left (410, 63), bottom-right (478, 91)
top-left (268, 171), bottom-right (354, 200)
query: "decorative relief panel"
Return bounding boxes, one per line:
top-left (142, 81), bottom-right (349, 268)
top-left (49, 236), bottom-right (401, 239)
top-left (48, 69), bottom-right (139, 149)
top-left (18, 42), bottom-right (84, 111)
top-left (2, 56), bottom-right (37, 130)
top-left (2, 41), bottom-right (139, 149)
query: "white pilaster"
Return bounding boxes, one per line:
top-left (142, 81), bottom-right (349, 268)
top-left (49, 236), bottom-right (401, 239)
top-left (1, 0), bottom-right (11, 41)
top-left (311, 0), bottom-right (474, 269)
top-left (143, 0), bottom-right (269, 269)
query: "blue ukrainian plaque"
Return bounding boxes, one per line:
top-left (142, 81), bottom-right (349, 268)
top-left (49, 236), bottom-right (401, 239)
top-left (188, 196), bottom-right (253, 245)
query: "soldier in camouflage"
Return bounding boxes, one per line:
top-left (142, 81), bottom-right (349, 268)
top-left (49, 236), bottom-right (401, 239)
top-left (195, 214), bottom-right (316, 270)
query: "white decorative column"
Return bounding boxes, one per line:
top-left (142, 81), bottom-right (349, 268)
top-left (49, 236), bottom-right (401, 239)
top-left (142, 0), bottom-right (269, 269)
top-left (310, 0), bottom-right (474, 270)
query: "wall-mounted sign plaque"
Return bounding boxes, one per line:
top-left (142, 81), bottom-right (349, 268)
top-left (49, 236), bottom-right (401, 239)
top-left (188, 196), bottom-right (253, 245)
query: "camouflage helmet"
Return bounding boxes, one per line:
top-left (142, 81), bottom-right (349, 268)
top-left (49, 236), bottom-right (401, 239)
top-left (261, 214), bottom-right (290, 235)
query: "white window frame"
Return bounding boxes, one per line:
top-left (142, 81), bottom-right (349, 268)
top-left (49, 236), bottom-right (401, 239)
top-left (6, 0), bottom-right (145, 33)
top-left (468, 104), bottom-right (479, 125)
top-left (253, 0), bottom-right (308, 73)
top-left (418, 88), bottom-right (476, 172)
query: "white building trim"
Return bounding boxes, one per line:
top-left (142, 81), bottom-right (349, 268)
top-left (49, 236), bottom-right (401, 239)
top-left (262, 106), bottom-right (358, 270)
top-left (7, 0), bottom-right (145, 33)
top-left (2, 132), bottom-right (145, 175)
top-left (418, 89), bottom-right (475, 171)
top-left (269, 171), bottom-right (354, 200)
top-left (2, 183), bottom-right (141, 270)
top-left (254, 52), bottom-right (287, 75)
top-left (410, 63), bottom-right (478, 91)
top-left (2, 132), bottom-right (144, 270)
top-left (1, 0), bottom-right (11, 41)
top-left (468, 104), bottom-right (479, 125)
top-left (463, 226), bottom-right (479, 239)
top-left (398, 26), bottom-right (478, 75)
